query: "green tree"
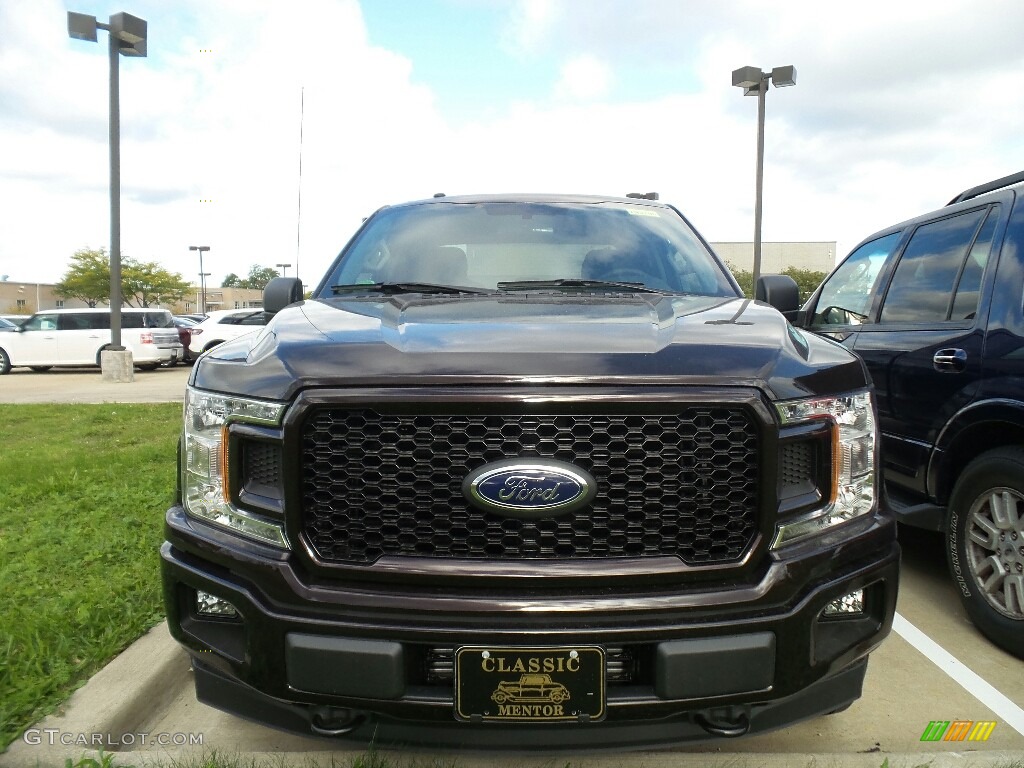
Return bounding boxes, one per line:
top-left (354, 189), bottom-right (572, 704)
top-left (53, 248), bottom-right (111, 307)
top-left (54, 247), bottom-right (191, 308)
top-left (221, 273), bottom-right (241, 288)
top-left (725, 263), bottom-right (827, 303)
top-left (122, 260), bottom-right (191, 308)
top-left (240, 264), bottom-right (280, 290)
top-left (779, 267), bottom-right (828, 303)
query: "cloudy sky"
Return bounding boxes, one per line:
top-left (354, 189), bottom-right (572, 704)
top-left (1, 0), bottom-right (1023, 287)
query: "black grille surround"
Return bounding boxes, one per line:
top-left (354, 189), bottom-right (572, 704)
top-left (297, 397), bottom-right (766, 570)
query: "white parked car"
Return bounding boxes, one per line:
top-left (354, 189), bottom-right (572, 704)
top-left (0, 307), bottom-right (183, 374)
top-left (187, 309), bottom-right (267, 357)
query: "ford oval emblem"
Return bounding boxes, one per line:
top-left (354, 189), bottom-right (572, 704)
top-left (462, 458), bottom-right (597, 518)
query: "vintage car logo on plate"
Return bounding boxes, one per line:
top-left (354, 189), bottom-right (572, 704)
top-left (462, 458), bottom-right (596, 518)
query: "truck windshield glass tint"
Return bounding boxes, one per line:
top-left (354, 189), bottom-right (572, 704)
top-left (321, 203), bottom-right (737, 297)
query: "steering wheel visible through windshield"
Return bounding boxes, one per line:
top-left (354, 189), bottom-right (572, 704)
top-left (318, 200), bottom-right (738, 298)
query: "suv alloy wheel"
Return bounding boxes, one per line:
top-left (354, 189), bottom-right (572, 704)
top-left (947, 447), bottom-right (1024, 657)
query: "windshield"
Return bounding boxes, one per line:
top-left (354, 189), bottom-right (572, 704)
top-left (318, 201), bottom-right (738, 297)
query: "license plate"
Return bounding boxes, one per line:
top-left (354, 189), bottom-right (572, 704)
top-left (454, 646), bottom-right (605, 722)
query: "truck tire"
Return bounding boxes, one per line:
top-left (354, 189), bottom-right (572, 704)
top-left (947, 447), bottom-right (1024, 659)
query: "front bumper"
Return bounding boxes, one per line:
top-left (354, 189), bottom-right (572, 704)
top-left (162, 505), bottom-right (899, 749)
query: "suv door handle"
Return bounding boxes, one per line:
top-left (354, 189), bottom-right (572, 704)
top-left (933, 348), bottom-right (967, 372)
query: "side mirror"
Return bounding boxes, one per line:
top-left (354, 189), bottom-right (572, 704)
top-left (755, 274), bottom-right (800, 321)
top-left (263, 277), bottom-right (304, 316)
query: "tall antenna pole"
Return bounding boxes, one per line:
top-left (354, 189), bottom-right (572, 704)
top-left (296, 86), bottom-right (304, 283)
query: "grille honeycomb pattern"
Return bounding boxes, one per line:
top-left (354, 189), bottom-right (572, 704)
top-left (243, 441), bottom-right (283, 499)
top-left (245, 442), bottom-right (281, 487)
top-left (780, 441), bottom-right (815, 498)
top-left (300, 408), bottom-right (760, 566)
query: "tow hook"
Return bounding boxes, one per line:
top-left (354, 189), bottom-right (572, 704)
top-left (310, 707), bottom-right (366, 736)
top-left (694, 708), bottom-right (751, 738)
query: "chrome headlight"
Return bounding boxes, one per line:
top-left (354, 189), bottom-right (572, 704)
top-left (182, 387), bottom-right (289, 548)
top-left (772, 391), bottom-right (877, 548)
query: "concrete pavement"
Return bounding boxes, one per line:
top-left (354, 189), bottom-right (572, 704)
top-left (0, 364), bottom-right (191, 404)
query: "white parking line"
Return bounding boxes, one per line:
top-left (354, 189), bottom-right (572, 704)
top-left (893, 612), bottom-right (1024, 736)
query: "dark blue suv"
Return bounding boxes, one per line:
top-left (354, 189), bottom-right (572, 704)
top-left (798, 170), bottom-right (1024, 659)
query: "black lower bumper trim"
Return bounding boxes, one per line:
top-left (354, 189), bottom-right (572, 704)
top-left (192, 655), bottom-right (868, 751)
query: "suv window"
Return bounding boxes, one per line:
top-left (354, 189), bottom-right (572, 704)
top-left (950, 207), bottom-right (999, 320)
top-left (22, 313), bottom-right (59, 331)
top-left (59, 313), bottom-right (93, 331)
top-left (879, 208), bottom-right (991, 324)
top-left (812, 232), bottom-right (901, 326)
top-left (88, 313), bottom-right (111, 330)
top-left (122, 311), bottom-right (173, 329)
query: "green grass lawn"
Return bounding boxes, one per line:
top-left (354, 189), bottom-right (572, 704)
top-left (0, 403), bottom-right (181, 752)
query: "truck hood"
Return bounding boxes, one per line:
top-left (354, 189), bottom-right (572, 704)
top-left (191, 294), bottom-right (866, 402)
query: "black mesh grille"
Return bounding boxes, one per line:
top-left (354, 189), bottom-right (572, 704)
top-left (300, 408), bottom-right (760, 566)
top-left (243, 441), bottom-right (283, 499)
top-left (780, 441), bottom-right (816, 500)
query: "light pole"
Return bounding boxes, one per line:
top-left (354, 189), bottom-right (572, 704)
top-left (190, 246), bottom-right (210, 314)
top-left (198, 273), bottom-right (211, 313)
top-left (68, 11), bottom-right (147, 379)
top-left (276, 263), bottom-right (292, 277)
top-left (731, 65), bottom-right (796, 290)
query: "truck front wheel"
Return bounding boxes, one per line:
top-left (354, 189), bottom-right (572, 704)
top-left (947, 447), bottom-right (1024, 660)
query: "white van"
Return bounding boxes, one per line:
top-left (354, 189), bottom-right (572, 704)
top-left (0, 307), bottom-right (183, 374)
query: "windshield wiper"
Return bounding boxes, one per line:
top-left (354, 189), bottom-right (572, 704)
top-left (496, 279), bottom-right (666, 294)
top-left (331, 282), bottom-right (494, 296)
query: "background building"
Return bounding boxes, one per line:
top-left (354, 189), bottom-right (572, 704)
top-left (709, 242), bottom-right (837, 274)
top-left (0, 278), bottom-right (264, 316)
top-left (173, 286), bottom-right (264, 315)
top-left (0, 280), bottom-right (91, 316)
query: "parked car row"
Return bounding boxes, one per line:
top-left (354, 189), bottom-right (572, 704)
top-left (0, 308), bottom-right (184, 374)
top-left (0, 307), bottom-right (271, 374)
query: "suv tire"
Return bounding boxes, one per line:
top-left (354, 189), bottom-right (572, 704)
top-left (947, 447), bottom-right (1024, 659)
top-left (0, 347), bottom-right (10, 375)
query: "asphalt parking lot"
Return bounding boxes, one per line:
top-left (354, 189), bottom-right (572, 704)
top-left (2, 365), bottom-right (1023, 766)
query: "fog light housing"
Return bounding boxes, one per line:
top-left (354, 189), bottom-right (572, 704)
top-left (196, 590), bottom-right (238, 618)
top-left (822, 589), bottom-right (864, 617)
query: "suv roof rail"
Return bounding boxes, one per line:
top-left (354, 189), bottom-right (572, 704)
top-left (947, 170), bottom-right (1024, 205)
top-left (626, 192), bottom-right (659, 200)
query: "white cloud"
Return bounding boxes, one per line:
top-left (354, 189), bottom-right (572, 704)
top-left (553, 54), bottom-right (612, 102)
top-left (502, 0), bottom-right (560, 54)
